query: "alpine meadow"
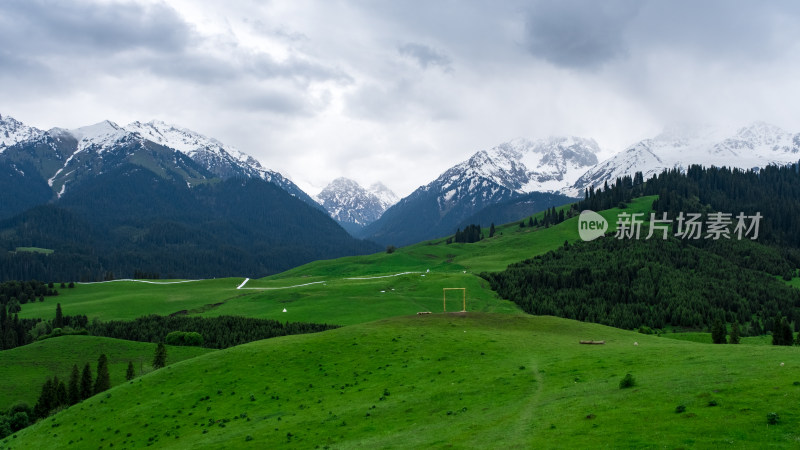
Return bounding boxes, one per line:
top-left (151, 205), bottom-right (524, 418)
top-left (3, 1), bottom-right (800, 448)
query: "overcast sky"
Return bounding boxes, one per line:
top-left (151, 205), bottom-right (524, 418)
top-left (2, 0), bottom-right (799, 197)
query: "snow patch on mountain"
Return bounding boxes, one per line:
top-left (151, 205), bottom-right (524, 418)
top-left (317, 177), bottom-right (398, 227)
top-left (0, 113), bottom-right (44, 152)
top-left (438, 136), bottom-right (600, 199)
top-left (571, 122), bottom-right (800, 196)
top-left (368, 182), bottom-right (399, 210)
top-left (69, 120), bottom-right (131, 152)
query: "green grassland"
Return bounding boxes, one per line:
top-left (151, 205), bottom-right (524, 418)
top-left (0, 335), bottom-right (213, 410)
top-left (7, 313), bottom-right (800, 448)
top-left (206, 272), bottom-right (520, 325)
top-left (9, 193), bottom-right (800, 447)
top-left (17, 197), bottom-right (656, 326)
top-left (18, 278), bottom-right (247, 322)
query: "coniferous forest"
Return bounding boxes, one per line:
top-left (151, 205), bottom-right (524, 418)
top-left (484, 161), bottom-right (800, 333)
top-left (0, 169), bottom-right (381, 282)
top-left (482, 237), bottom-right (800, 333)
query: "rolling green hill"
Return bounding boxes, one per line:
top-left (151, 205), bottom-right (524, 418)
top-left (7, 192), bottom-right (800, 447)
top-left (17, 197), bottom-right (655, 326)
top-left (0, 336), bottom-right (213, 410)
top-left (7, 313), bottom-right (800, 448)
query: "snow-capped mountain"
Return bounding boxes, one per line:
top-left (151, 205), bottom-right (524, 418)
top-left (316, 178), bottom-right (398, 234)
top-left (361, 137), bottom-right (594, 246)
top-left (368, 182), bottom-right (399, 211)
top-left (124, 120), bottom-right (318, 207)
top-left (0, 113), bottom-right (44, 152)
top-left (572, 122), bottom-right (800, 195)
top-left (451, 137), bottom-right (600, 195)
top-left (0, 114), bottom-right (319, 210)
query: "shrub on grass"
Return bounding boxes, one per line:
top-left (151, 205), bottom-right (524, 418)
top-left (675, 405), bottom-right (686, 413)
top-left (767, 412), bottom-right (780, 425)
top-left (619, 373), bottom-right (636, 389)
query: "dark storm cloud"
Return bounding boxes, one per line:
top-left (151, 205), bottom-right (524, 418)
top-left (522, 0), bottom-right (641, 69)
top-left (398, 43), bottom-right (453, 71)
top-left (628, 0), bottom-right (800, 62)
top-left (520, 0), bottom-right (800, 70)
top-left (0, 0), bottom-right (191, 56)
top-left (0, 0), bottom-right (352, 116)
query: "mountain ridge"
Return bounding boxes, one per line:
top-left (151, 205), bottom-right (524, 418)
top-left (316, 177), bottom-right (398, 234)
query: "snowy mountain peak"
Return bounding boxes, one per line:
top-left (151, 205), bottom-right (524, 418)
top-left (444, 135), bottom-right (600, 196)
top-left (127, 120), bottom-right (229, 157)
top-left (572, 121), bottom-right (800, 196)
top-left (368, 182), bottom-right (399, 209)
top-left (317, 178), bottom-right (397, 229)
top-left (733, 121), bottom-right (790, 146)
top-left (69, 120), bottom-right (129, 152)
top-left (0, 113), bottom-right (44, 152)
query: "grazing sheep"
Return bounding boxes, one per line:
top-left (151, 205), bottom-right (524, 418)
top-left (634, 342), bottom-right (639, 346)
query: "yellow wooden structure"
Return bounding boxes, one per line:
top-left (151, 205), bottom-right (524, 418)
top-left (443, 288), bottom-right (466, 312)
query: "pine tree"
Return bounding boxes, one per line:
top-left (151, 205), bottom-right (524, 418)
top-left (489, 223), bottom-right (495, 238)
top-left (54, 303), bottom-right (64, 329)
top-left (153, 342), bottom-right (167, 369)
top-left (55, 377), bottom-right (68, 407)
top-left (711, 318), bottom-right (727, 344)
top-left (527, 217), bottom-right (533, 227)
top-left (34, 378), bottom-right (54, 418)
top-left (94, 354), bottom-right (111, 394)
top-left (729, 321), bottom-right (741, 344)
top-left (68, 364), bottom-right (80, 405)
top-left (772, 315), bottom-right (785, 345)
top-left (781, 317), bottom-right (794, 346)
top-left (80, 363), bottom-right (93, 400)
top-left (126, 361), bottom-right (135, 381)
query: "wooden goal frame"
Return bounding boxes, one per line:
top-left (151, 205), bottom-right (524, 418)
top-left (443, 288), bottom-right (466, 312)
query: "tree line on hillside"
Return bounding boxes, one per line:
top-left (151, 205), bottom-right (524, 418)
top-left (448, 205), bottom-right (571, 245)
top-left (3, 347), bottom-right (159, 439)
top-left (575, 162), bottom-right (800, 250)
top-left (89, 315), bottom-right (339, 349)
top-left (0, 172), bottom-right (381, 282)
top-left (2, 299), bottom-right (339, 352)
top-left (0, 355), bottom-right (110, 438)
top-left (482, 237), bottom-right (800, 334)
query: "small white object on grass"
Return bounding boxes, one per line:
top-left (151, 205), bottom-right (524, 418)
top-left (426, 269), bottom-right (430, 273)
top-left (780, 362), bottom-right (785, 366)
top-left (634, 342), bottom-right (639, 346)
top-left (381, 290), bottom-right (385, 293)
top-left (282, 308), bottom-right (287, 312)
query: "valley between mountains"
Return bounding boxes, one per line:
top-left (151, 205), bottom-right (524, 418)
top-left (2, 113), bottom-right (800, 448)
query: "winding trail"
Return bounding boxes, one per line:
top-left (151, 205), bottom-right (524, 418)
top-left (344, 272), bottom-right (422, 280)
top-left (236, 278), bottom-right (327, 290)
top-left (80, 271), bottom-right (437, 290)
top-left (78, 279), bottom-right (202, 285)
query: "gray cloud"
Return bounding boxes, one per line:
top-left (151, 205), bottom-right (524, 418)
top-left (2, 0), bottom-right (800, 196)
top-left (522, 0), bottom-right (641, 69)
top-left (0, 0), bottom-right (191, 56)
top-left (398, 43), bottom-right (452, 71)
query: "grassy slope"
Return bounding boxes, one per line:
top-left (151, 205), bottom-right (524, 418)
top-left (18, 278), bottom-right (247, 321)
top-left (17, 197), bottom-right (656, 326)
top-left (0, 336), bottom-right (213, 410)
top-left (7, 313), bottom-right (800, 448)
